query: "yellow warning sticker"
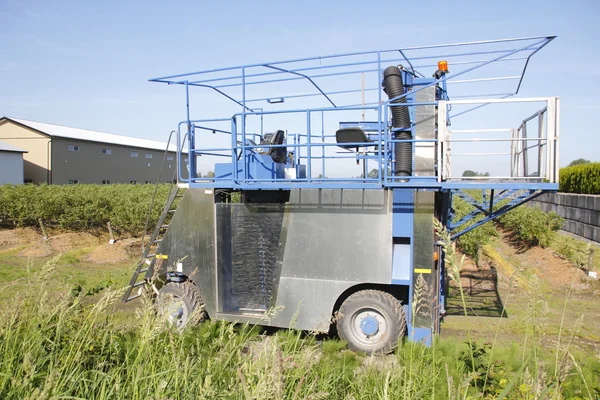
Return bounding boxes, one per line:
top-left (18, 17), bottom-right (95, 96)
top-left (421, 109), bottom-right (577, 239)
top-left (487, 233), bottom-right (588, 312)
top-left (155, 254), bottom-right (168, 260)
top-left (414, 268), bottom-right (432, 274)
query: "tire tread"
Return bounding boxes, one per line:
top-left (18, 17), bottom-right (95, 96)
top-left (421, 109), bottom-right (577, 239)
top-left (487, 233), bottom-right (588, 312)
top-left (158, 280), bottom-right (207, 326)
top-left (337, 289), bottom-right (406, 354)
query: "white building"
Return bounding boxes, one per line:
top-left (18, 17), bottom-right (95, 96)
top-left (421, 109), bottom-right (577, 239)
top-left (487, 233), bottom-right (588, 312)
top-left (0, 117), bottom-right (186, 184)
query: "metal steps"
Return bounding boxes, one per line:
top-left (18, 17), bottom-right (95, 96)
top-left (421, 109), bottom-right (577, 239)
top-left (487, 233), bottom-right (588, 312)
top-left (122, 186), bottom-right (181, 302)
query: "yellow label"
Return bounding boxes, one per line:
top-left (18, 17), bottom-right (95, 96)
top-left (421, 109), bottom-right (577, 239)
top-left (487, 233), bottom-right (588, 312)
top-left (414, 268), bottom-right (432, 274)
top-left (155, 254), bottom-right (168, 260)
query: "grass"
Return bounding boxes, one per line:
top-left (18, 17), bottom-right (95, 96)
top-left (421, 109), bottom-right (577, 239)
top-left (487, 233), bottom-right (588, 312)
top-left (0, 247), bottom-right (132, 305)
top-left (1, 225), bottom-right (600, 398)
top-left (0, 246), bottom-right (598, 398)
top-left (549, 231), bottom-right (600, 273)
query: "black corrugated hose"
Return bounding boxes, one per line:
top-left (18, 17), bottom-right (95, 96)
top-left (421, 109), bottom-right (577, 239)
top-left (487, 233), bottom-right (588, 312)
top-left (383, 66), bottom-right (412, 177)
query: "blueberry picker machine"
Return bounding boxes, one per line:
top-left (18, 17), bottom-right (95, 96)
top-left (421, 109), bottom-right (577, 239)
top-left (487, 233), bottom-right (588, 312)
top-left (124, 36), bottom-right (560, 353)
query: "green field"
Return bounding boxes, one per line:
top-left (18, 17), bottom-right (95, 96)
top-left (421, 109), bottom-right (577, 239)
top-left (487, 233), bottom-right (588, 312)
top-left (0, 227), bottom-right (599, 399)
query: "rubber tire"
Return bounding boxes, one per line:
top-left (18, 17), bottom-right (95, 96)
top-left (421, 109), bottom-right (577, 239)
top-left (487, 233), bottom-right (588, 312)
top-left (155, 281), bottom-right (207, 329)
top-left (336, 289), bottom-right (406, 354)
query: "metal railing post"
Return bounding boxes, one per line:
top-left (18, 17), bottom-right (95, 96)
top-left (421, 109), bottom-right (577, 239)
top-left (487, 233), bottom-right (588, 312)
top-left (241, 67), bottom-right (247, 183)
top-left (306, 111), bottom-right (312, 181)
top-left (546, 97), bottom-right (556, 183)
top-left (537, 110), bottom-right (544, 178)
top-left (437, 101), bottom-right (447, 183)
top-left (522, 123), bottom-right (528, 177)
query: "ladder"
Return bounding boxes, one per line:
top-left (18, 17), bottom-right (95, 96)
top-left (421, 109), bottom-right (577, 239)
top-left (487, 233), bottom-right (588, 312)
top-left (122, 129), bottom-right (182, 302)
top-left (122, 185), bottom-right (182, 302)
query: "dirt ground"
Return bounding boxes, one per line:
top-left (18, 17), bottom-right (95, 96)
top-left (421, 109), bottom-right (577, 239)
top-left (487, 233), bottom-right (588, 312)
top-left (0, 228), bottom-right (141, 263)
top-left (0, 228), bottom-right (41, 250)
top-left (1, 227), bottom-right (599, 352)
top-left (85, 238), bottom-right (141, 263)
top-left (444, 231), bottom-right (600, 352)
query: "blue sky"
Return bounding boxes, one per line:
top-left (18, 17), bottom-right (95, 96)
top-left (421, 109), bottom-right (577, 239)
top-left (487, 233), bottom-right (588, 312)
top-left (1, 0), bottom-right (599, 174)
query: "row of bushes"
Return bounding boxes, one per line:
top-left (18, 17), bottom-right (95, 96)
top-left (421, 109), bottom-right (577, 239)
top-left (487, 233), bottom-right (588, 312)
top-left (559, 162), bottom-right (600, 194)
top-left (498, 205), bottom-right (563, 247)
top-left (452, 196), bottom-right (498, 259)
top-left (0, 184), bottom-right (175, 235)
top-left (453, 194), bottom-right (563, 259)
top-left (1, 184), bottom-right (563, 255)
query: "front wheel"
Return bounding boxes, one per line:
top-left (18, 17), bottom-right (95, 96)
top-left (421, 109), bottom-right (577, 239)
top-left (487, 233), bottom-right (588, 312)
top-left (336, 290), bottom-right (406, 354)
top-left (155, 281), bottom-right (206, 329)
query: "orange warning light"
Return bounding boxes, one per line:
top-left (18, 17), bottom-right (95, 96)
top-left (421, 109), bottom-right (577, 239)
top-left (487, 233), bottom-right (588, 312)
top-left (434, 252), bottom-right (439, 261)
top-left (438, 60), bottom-right (449, 72)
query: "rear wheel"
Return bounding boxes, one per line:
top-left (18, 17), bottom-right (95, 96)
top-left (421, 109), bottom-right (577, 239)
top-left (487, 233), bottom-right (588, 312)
top-left (336, 289), bottom-right (406, 354)
top-left (155, 281), bottom-right (206, 329)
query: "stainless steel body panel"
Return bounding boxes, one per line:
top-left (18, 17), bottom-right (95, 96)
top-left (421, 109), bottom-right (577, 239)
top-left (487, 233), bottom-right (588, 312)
top-left (411, 191), bottom-right (436, 329)
top-left (154, 190), bottom-right (217, 313)
top-left (154, 188), bottom-right (394, 332)
top-left (414, 85), bottom-right (437, 177)
top-left (270, 189), bottom-right (393, 331)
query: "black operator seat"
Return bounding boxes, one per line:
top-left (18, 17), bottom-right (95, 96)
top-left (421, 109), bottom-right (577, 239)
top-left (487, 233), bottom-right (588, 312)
top-left (336, 127), bottom-right (374, 152)
top-left (260, 130), bottom-right (287, 163)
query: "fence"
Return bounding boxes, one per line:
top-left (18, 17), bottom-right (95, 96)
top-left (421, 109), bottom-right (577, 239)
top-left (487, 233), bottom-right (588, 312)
top-left (530, 192), bottom-right (600, 242)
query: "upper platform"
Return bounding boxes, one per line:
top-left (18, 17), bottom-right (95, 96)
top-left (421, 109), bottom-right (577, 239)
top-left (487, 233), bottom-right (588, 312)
top-left (150, 36), bottom-right (559, 191)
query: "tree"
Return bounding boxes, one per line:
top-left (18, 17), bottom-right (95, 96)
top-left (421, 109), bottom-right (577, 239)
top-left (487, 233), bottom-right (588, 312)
top-left (462, 170), bottom-right (490, 177)
top-left (367, 168), bottom-right (380, 179)
top-left (205, 171), bottom-right (215, 178)
top-left (568, 158), bottom-right (591, 167)
top-left (360, 167), bottom-right (391, 179)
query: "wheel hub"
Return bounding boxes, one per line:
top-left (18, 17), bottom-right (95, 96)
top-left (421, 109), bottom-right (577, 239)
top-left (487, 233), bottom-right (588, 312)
top-left (351, 308), bottom-right (387, 346)
top-left (159, 294), bottom-right (188, 329)
top-left (360, 315), bottom-right (380, 336)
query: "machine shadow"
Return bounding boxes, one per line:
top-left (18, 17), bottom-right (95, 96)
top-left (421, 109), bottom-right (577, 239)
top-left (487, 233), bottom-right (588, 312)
top-left (445, 263), bottom-right (507, 318)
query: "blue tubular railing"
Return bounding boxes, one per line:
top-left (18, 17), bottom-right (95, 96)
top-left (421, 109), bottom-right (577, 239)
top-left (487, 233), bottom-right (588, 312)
top-left (151, 36), bottom-right (554, 83)
top-left (159, 36), bottom-right (557, 189)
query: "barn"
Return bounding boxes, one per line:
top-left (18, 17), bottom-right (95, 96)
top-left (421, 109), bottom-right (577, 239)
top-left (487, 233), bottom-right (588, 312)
top-left (0, 140), bottom-right (27, 184)
top-left (0, 117), bottom-right (186, 184)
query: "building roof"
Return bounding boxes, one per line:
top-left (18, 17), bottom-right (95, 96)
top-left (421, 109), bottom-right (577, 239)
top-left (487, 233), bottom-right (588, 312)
top-left (1, 117), bottom-right (179, 152)
top-left (0, 140), bottom-right (27, 153)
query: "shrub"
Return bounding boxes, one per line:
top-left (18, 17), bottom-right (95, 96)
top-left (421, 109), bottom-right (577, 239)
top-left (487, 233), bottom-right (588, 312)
top-left (0, 184), bottom-right (176, 235)
top-left (499, 205), bottom-right (563, 248)
top-left (452, 196), bottom-right (498, 259)
top-left (559, 162), bottom-right (600, 194)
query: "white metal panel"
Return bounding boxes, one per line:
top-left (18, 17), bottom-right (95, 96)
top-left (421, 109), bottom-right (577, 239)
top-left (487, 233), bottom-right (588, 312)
top-left (0, 141), bottom-right (27, 153)
top-left (392, 244), bottom-right (411, 281)
top-left (0, 151), bottom-right (24, 184)
top-left (11, 118), bottom-right (179, 152)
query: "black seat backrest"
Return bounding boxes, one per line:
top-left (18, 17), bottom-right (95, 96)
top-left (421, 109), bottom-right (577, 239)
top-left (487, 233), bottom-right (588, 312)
top-left (335, 127), bottom-right (373, 150)
top-left (260, 130), bottom-right (287, 163)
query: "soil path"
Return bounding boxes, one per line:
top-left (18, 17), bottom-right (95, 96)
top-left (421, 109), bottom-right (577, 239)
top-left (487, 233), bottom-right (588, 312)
top-left (443, 233), bottom-right (600, 352)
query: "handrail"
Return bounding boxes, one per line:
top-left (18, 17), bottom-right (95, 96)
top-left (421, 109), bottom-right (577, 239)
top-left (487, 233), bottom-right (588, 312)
top-left (173, 96), bottom-right (559, 188)
top-left (438, 97), bottom-right (559, 184)
top-left (141, 130), bottom-right (178, 257)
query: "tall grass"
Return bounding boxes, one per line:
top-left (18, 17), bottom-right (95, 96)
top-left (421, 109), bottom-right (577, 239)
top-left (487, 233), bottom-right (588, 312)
top-left (1, 255), bottom-right (598, 399)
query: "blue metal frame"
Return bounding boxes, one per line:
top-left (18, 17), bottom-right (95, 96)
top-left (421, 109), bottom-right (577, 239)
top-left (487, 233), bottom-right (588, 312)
top-left (449, 188), bottom-right (547, 239)
top-left (152, 36), bottom-right (556, 192)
